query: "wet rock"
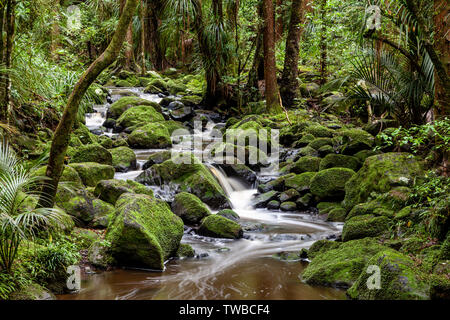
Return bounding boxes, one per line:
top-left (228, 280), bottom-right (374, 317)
top-left (280, 201), bottom-right (297, 211)
top-left (9, 283), bottom-right (56, 300)
top-left (88, 240), bottom-right (114, 269)
top-left (273, 251), bottom-right (302, 261)
top-left (142, 150), bottom-right (172, 170)
top-left (217, 209), bottom-right (240, 222)
top-left (108, 96), bottom-right (160, 119)
top-left (116, 105), bottom-right (164, 128)
top-left (176, 244), bottom-right (195, 258)
top-left (267, 200), bottom-right (280, 210)
top-left (253, 190), bottom-right (279, 208)
top-left (94, 179), bottom-right (154, 205)
top-left (319, 154), bottom-right (360, 171)
top-left (127, 123), bottom-right (172, 149)
top-left (198, 215), bottom-right (243, 239)
top-left (291, 156), bottom-right (321, 174)
top-left (221, 164), bottom-right (256, 184)
top-left (59, 195), bottom-right (114, 227)
top-left (171, 192), bottom-right (211, 225)
top-left (279, 189), bottom-right (300, 202)
top-left (103, 118), bottom-right (116, 129)
top-left (284, 172), bottom-right (316, 193)
top-left (169, 102), bottom-right (194, 121)
top-left (106, 193), bottom-right (184, 270)
top-left (296, 193), bottom-right (313, 209)
top-left (339, 129), bottom-right (374, 155)
top-left (110, 146), bottom-right (137, 172)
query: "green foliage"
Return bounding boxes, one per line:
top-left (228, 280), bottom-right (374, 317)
top-left (0, 269), bottom-right (32, 300)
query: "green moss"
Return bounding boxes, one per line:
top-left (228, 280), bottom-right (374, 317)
top-left (127, 123), bottom-right (171, 149)
top-left (291, 156), bottom-right (321, 174)
top-left (338, 128), bottom-right (374, 155)
top-left (59, 195), bottom-right (114, 227)
top-left (343, 153), bottom-right (423, 211)
top-left (319, 154), bottom-right (360, 171)
top-left (342, 214), bottom-right (390, 241)
top-left (69, 144), bottom-right (113, 166)
top-left (198, 215), bottom-right (243, 239)
top-left (94, 179), bottom-right (154, 205)
top-left (116, 105), bottom-right (164, 128)
top-left (171, 192), bottom-right (211, 225)
top-left (302, 238), bottom-right (386, 288)
top-left (217, 209), bottom-right (240, 221)
top-left (308, 138), bottom-right (333, 150)
top-left (68, 162), bottom-right (115, 187)
top-left (284, 172), bottom-right (316, 192)
top-left (73, 124), bottom-right (98, 144)
top-left (32, 165), bottom-right (82, 187)
top-left (110, 146), bottom-right (137, 171)
top-left (106, 193), bottom-right (184, 270)
top-left (308, 240), bottom-right (342, 259)
top-left (327, 207), bottom-right (347, 222)
top-left (347, 250), bottom-right (430, 300)
top-left (109, 97), bottom-right (159, 119)
top-left (280, 201), bottom-right (297, 211)
top-left (9, 282), bottom-right (55, 300)
top-left (310, 167), bottom-right (355, 201)
top-left (176, 243), bottom-right (195, 258)
top-left (296, 133), bottom-right (315, 147)
top-left (305, 124), bottom-right (334, 138)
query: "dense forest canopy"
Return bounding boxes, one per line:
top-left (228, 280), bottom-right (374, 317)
top-left (0, 0), bottom-right (448, 302)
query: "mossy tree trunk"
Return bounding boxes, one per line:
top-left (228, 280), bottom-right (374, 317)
top-left (318, 0), bottom-right (327, 85)
top-left (140, 0), bottom-right (146, 75)
top-left (145, 0), bottom-right (165, 70)
top-left (280, 0), bottom-right (304, 106)
top-left (118, 0), bottom-right (138, 72)
top-left (0, 1), bottom-right (6, 122)
top-left (38, 0), bottom-right (139, 208)
top-left (246, 2), bottom-right (264, 100)
top-left (4, 0), bottom-right (15, 125)
top-left (263, 0), bottom-right (282, 113)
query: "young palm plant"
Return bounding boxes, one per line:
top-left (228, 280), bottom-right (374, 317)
top-left (0, 140), bottom-right (65, 273)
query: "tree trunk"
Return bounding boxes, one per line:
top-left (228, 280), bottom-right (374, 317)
top-left (38, 0), bottom-right (139, 208)
top-left (118, 0), bottom-right (137, 71)
top-left (246, 3), bottom-right (264, 95)
top-left (319, 0), bottom-right (327, 85)
top-left (275, 0), bottom-right (283, 41)
top-left (0, 2), bottom-right (6, 121)
top-left (280, 0), bottom-right (304, 106)
top-left (51, 2), bottom-right (60, 61)
top-left (140, 0), bottom-right (146, 75)
top-left (146, 0), bottom-right (165, 70)
top-left (263, 0), bottom-right (282, 113)
top-left (4, 0), bottom-right (15, 125)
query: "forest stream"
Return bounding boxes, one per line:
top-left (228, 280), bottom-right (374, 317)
top-left (59, 87), bottom-right (345, 300)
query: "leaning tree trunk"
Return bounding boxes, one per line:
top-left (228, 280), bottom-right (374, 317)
top-left (38, 0), bottom-right (139, 208)
top-left (140, 0), bottom-right (146, 75)
top-left (0, 1), bottom-right (6, 121)
top-left (4, 0), bottom-right (15, 125)
top-left (263, 0), bottom-right (282, 113)
top-left (280, 0), bottom-right (304, 106)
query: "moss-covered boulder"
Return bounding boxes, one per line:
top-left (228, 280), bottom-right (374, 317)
top-left (253, 190), bottom-right (279, 208)
top-left (106, 193), bottom-right (184, 270)
top-left (319, 154), bottom-right (360, 171)
top-left (88, 240), bottom-right (115, 268)
top-left (339, 129), bottom-right (374, 155)
top-left (9, 283), bottom-right (56, 300)
top-left (291, 156), bottom-right (321, 174)
top-left (33, 165), bottom-right (83, 187)
top-left (327, 207), bottom-right (347, 222)
top-left (198, 215), bottom-right (243, 239)
top-left (176, 243), bottom-right (195, 258)
top-left (70, 144), bottom-right (113, 166)
top-left (217, 209), bottom-right (240, 221)
top-left (136, 153), bottom-right (229, 209)
top-left (279, 189), bottom-right (300, 202)
top-left (73, 124), bottom-right (98, 144)
top-left (116, 105), bottom-right (164, 129)
top-left (110, 146), bottom-right (137, 172)
top-left (284, 172), bottom-right (316, 193)
top-left (59, 195), bottom-right (114, 227)
top-left (308, 138), bottom-right (333, 150)
top-left (68, 162), bottom-right (115, 187)
top-left (94, 179), bottom-right (154, 205)
top-left (305, 124), bottom-right (334, 138)
top-left (127, 123), bottom-right (171, 149)
top-left (280, 201), bottom-right (297, 211)
top-left (342, 214), bottom-right (390, 241)
top-left (108, 97), bottom-right (160, 119)
top-left (347, 250), bottom-right (430, 300)
top-left (171, 192), bottom-right (211, 225)
top-left (301, 238), bottom-right (386, 288)
top-left (307, 239), bottom-right (342, 259)
top-left (310, 168), bottom-right (355, 201)
top-left (343, 153), bottom-right (423, 211)
top-left (142, 150), bottom-right (172, 170)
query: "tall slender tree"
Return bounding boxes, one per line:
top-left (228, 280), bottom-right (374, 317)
top-left (38, 0), bottom-right (139, 208)
top-left (263, 0), bottom-right (282, 113)
top-left (280, 0), bottom-right (304, 106)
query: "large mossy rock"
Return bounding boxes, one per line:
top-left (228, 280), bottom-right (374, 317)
top-left (198, 215), bottom-right (243, 239)
top-left (310, 168), bottom-right (355, 201)
top-left (59, 195), bottom-right (114, 227)
top-left (33, 165), bottom-right (83, 187)
top-left (127, 123), bottom-right (171, 149)
top-left (136, 153), bottom-right (229, 209)
top-left (73, 124), bottom-right (98, 144)
top-left (68, 162), bottom-right (115, 187)
top-left (94, 179), bottom-right (154, 205)
top-left (319, 154), bottom-right (360, 171)
top-left (108, 97), bottom-right (160, 119)
top-left (116, 105), bottom-right (164, 129)
top-left (110, 146), bottom-right (137, 172)
top-left (106, 193), bottom-right (184, 270)
top-left (338, 129), bottom-right (374, 155)
top-left (342, 214), bottom-right (390, 241)
top-left (291, 156), bottom-right (321, 174)
top-left (171, 192), bottom-right (211, 225)
top-left (70, 144), bottom-right (113, 165)
top-left (283, 172), bottom-right (316, 193)
top-left (347, 250), bottom-right (430, 300)
top-left (343, 153), bottom-right (423, 211)
top-left (142, 150), bottom-right (172, 170)
top-left (301, 238), bottom-right (386, 288)
top-left (9, 283), bottom-right (56, 300)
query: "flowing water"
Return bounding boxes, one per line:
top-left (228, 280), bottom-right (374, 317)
top-left (59, 87), bottom-right (346, 300)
